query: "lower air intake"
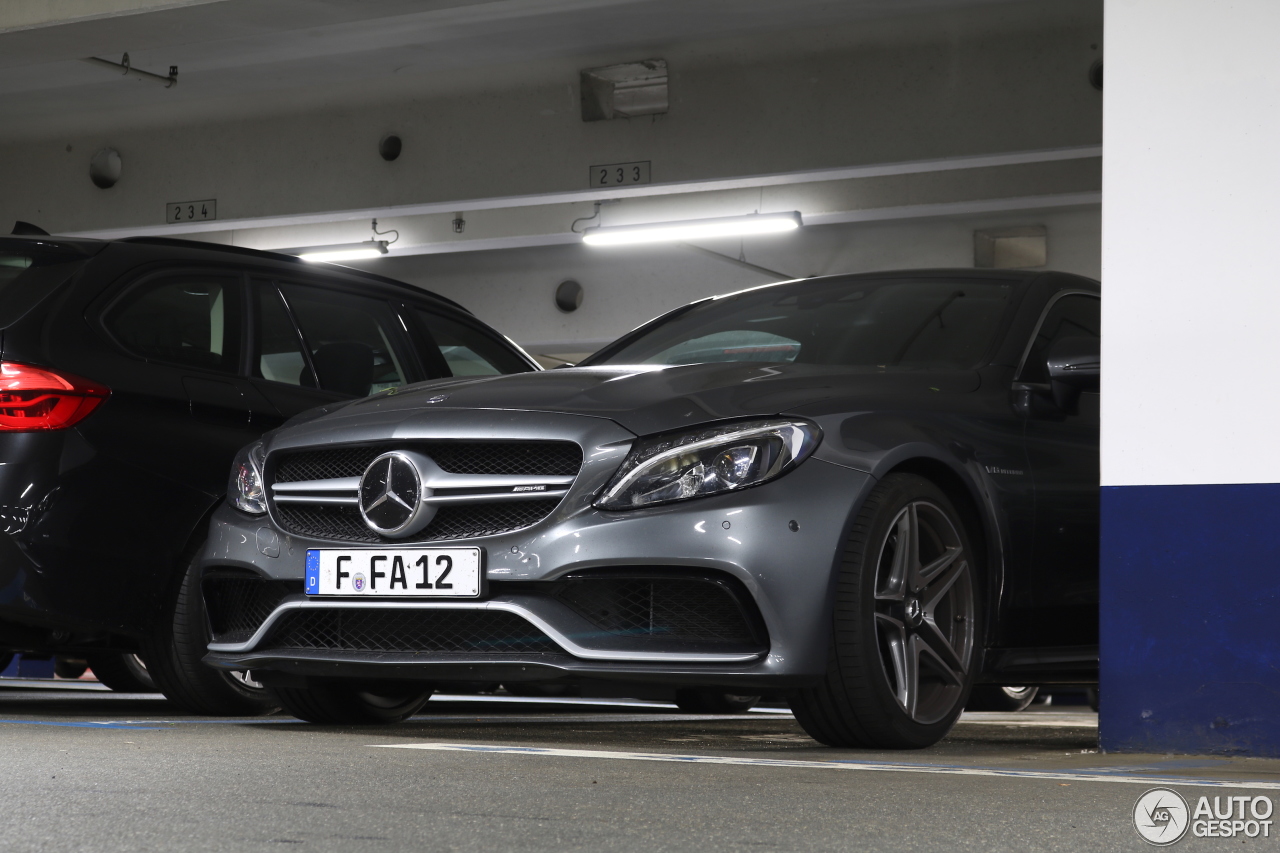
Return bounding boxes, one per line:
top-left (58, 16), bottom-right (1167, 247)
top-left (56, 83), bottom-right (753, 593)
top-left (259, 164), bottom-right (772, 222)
top-left (263, 609), bottom-right (563, 655)
top-left (552, 573), bottom-right (766, 648)
top-left (204, 577), bottom-right (300, 644)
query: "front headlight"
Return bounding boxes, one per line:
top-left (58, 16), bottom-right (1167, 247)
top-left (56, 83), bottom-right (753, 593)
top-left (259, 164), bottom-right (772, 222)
top-left (228, 441), bottom-right (267, 514)
top-left (595, 418), bottom-right (821, 510)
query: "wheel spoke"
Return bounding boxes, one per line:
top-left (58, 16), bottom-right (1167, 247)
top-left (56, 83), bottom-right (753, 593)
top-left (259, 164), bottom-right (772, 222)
top-left (875, 509), bottom-right (916, 600)
top-left (916, 629), bottom-right (965, 687)
top-left (916, 617), bottom-right (967, 684)
top-left (903, 635), bottom-right (923, 717)
top-left (906, 503), bottom-right (920, 586)
top-left (922, 557), bottom-right (968, 613)
top-left (875, 612), bottom-right (911, 709)
top-left (918, 545), bottom-right (962, 586)
top-left (901, 503), bottom-right (930, 594)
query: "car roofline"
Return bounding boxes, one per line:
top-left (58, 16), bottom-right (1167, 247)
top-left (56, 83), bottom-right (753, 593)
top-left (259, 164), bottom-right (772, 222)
top-left (705, 267), bottom-right (1093, 304)
top-left (580, 267), bottom-right (1093, 367)
top-left (112, 236), bottom-right (472, 314)
top-left (0, 235), bottom-right (109, 257)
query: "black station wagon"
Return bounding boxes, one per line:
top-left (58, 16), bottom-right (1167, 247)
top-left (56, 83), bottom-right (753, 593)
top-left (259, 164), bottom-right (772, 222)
top-left (0, 229), bottom-right (536, 709)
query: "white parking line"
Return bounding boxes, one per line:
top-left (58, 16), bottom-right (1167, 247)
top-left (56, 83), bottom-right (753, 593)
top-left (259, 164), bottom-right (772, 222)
top-left (429, 694), bottom-right (794, 714)
top-left (0, 678), bottom-right (113, 692)
top-left (373, 742), bottom-right (1280, 790)
top-left (0, 712), bottom-right (785, 729)
top-left (956, 712), bottom-right (1098, 728)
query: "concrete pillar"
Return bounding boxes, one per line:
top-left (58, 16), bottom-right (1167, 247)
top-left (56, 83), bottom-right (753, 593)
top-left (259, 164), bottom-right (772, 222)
top-left (1101, 0), bottom-right (1280, 754)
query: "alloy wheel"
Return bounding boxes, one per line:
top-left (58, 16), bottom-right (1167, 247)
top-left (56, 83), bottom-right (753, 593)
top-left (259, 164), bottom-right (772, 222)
top-left (872, 500), bottom-right (975, 725)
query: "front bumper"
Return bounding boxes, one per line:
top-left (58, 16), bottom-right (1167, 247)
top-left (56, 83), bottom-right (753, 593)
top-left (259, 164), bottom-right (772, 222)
top-left (201, 412), bottom-right (871, 689)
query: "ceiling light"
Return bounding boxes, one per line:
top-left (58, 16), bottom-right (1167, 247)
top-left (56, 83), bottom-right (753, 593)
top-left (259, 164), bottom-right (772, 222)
top-left (277, 240), bottom-right (389, 262)
top-left (582, 212), bottom-right (802, 246)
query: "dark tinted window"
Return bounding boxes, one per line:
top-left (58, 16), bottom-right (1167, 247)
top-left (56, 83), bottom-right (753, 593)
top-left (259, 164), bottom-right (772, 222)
top-left (253, 284), bottom-right (312, 387)
top-left (0, 249), bottom-right (87, 328)
top-left (1019, 293), bottom-right (1100, 383)
top-left (0, 242), bottom-right (90, 299)
top-left (592, 277), bottom-right (1018, 369)
top-left (417, 310), bottom-right (531, 376)
top-left (280, 283), bottom-right (410, 397)
top-left (104, 273), bottom-right (240, 372)
top-left (0, 252), bottom-right (33, 288)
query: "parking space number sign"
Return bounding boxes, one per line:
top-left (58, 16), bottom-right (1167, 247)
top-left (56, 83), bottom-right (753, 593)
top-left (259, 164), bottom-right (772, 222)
top-left (167, 199), bottom-right (217, 222)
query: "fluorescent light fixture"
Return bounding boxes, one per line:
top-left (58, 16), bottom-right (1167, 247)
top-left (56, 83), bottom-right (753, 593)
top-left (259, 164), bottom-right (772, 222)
top-left (277, 240), bottom-right (389, 262)
top-left (582, 211), bottom-right (802, 246)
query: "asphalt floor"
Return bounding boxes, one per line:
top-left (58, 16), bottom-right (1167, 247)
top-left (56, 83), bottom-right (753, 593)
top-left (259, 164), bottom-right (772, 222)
top-left (2, 679), bottom-right (1278, 852)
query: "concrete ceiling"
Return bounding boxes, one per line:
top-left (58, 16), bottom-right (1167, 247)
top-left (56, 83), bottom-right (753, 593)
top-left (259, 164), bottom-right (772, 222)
top-left (1, 0), bottom-right (1090, 138)
top-left (1, 0), bottom-right (1101, 290)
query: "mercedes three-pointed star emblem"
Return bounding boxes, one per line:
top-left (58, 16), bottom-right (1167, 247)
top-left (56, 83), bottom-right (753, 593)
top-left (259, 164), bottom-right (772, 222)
top-left (358, 452), bottom-right (433, 537)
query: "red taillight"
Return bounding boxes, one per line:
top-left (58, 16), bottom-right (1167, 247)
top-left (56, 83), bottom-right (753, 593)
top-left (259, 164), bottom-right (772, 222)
top-left (0, 362), bottom-right (110, 432)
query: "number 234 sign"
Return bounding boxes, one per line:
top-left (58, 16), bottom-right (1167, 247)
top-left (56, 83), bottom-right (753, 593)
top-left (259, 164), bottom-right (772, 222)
top-left (166, 199), bottom-right (216, 222)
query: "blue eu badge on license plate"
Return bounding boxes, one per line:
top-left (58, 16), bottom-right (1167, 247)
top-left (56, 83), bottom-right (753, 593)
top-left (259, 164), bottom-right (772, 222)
top-left (305, 549), bottom-right (320, 595)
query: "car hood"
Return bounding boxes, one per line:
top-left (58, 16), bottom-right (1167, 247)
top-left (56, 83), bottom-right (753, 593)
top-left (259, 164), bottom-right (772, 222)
top-left (328, 362), bottom-right (981, 437)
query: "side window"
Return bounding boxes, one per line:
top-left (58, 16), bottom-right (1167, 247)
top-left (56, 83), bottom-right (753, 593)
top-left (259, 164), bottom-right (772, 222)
top-left (1018, 293), bottom-right (1100, 383)
top-left (417, 310), bottom-right (531, 376)
top-left (253, 283), bottom-right (313, 387)
top-left (279, 283), bottom-right (411, 397)
top-left (104, 272), bottom-right (240, 372)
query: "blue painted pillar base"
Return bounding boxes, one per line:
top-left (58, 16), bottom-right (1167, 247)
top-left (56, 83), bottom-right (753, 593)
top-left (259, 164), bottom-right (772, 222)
top-left (1101, 484), bottom-right (1280, 756)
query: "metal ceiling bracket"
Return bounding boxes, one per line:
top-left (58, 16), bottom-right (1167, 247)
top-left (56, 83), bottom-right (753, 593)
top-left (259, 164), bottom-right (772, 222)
top-left (84, 53), bottom-right (178, 88)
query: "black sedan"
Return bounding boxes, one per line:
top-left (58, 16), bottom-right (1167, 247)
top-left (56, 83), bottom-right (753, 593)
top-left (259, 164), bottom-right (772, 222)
top-left (207, 268), bottom-right (1099, 747)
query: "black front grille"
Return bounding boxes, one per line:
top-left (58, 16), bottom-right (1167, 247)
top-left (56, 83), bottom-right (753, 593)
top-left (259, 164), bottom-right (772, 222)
top-left (554, 574), bottom-right (762, 646)
top-left (274, 441), bottom-right (582, 482)
top-left (276, 447), bottom-right (379, 483)
top-left (263, 608), bottom-right (562, 655)
top-left (204, 576), bottom-right (300, 643)
top-left (275, 499), bottom-right (563, 544)
top-left (274, 505), bottom-right (373, 543)
top-left (425, 443), bottom-right (582, 476)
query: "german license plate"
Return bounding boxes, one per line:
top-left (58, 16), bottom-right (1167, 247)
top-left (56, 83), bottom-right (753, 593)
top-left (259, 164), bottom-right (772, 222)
top-left (305, 548), bottom-right (481, 598)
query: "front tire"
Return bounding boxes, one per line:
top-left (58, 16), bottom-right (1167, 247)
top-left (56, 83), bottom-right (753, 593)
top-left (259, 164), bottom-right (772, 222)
top-left (790, 473), bottom-right (982, 749)
top-left (274, 681), bottom-right (435, 724)
top-left (144, 540), bottom-right (278, 716)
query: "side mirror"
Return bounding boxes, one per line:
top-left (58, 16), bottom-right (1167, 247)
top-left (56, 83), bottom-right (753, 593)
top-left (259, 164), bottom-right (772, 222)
top-left (1045, 336), bottom-right (1100, 412)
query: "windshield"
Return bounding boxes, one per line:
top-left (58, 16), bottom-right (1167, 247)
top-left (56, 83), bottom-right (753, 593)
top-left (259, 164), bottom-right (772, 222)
top-left (590, 277), bottom-right (1019, 370)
